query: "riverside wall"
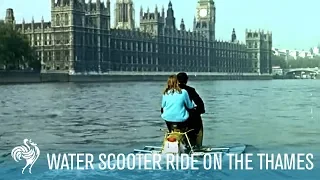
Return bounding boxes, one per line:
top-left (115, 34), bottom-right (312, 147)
top-left (0, 71), bottom-right (272, 84)
top-left (68, 72), bottom-right (273, 82)
top-left (0, 71), bottom-right (41, 84)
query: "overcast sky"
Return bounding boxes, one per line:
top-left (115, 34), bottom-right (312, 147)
top-left (0, 0), bottom-right (318, 50)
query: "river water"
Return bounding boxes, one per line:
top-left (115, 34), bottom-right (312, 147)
top-left (0, 80), bottom-right (319, 180)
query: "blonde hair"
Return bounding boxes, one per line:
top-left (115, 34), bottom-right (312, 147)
top-left (163, 75), bottom-right (182, 95)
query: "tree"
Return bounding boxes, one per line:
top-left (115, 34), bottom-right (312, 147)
top-left (0, 22), bottom-right (39, 71)
top-left (287, 57), bottom-right (320, 68)
top-left (271, 54), bottom-right (288, 69)
top-left (271, 54), bottom-right (320, 69)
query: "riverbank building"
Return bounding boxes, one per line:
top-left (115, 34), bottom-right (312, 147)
top-left (3, 0), bottom-right (272, 74)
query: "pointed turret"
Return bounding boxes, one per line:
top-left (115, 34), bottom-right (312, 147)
top-left (140, 6), bottom-right (143, 17)
top-left (231, 28), bottom-right (237, 42)
top-left (165, 0), bottom-right (176, 29)
top-left (155, 5), bottom-right (158, 19)
top-left (180, 19), bottom-right (185, 31)
top-left (5, 8), bottom-right (15, 24)
top-left (155, 5), bottom-right (158, 13)
top-left (161, 5), bottom-right (165, 18)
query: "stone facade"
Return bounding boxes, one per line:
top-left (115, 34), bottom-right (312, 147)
top-left (3, 0), bottom-right (273, 74)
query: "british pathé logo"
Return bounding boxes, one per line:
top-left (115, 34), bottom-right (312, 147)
top-left (11, 139), bottom-right (40, 174)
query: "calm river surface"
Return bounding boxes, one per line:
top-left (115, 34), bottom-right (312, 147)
top-left (0, 80), bottom-right (319, 180)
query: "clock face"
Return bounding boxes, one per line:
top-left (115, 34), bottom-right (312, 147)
top-left (200, 9), bottom-right (207, 17)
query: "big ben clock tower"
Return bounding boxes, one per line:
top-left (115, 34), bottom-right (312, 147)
top-left (193, 0), bottom-right (216, 41)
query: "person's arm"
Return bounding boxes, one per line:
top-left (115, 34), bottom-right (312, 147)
top-left (183, 90), bottom-right (194, 109)
top-left (161, 95), bottom-right (166, 114)
top-left (189, 88), bottom-right (205, 114)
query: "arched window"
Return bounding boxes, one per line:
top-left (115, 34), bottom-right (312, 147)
top-left (56, 14), bottom-right (60, 26)
top-left (65, 14), bottom-right (69, 25)
top-left (202, 22), bottom-right (207, 28)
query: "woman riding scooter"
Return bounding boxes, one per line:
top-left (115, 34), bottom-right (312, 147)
top-left (160, 75), bottom-right (194, 132)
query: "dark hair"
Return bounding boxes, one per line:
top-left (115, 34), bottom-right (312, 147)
top-left (177, 72), bottom-right (188, 84)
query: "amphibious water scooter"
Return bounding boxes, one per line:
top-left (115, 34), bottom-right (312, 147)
top-left (133, 126), bottom-right (247, 156)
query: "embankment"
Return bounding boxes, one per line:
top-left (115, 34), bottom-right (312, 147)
top-left (0, 71), bottom-right (272, 84)
top-left (69, 72), bottom-right (272, 82)
top-left (0, 71), bottom-right (40, 84)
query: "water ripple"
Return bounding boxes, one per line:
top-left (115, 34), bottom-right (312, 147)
top-left (0, 80), bottom-right (320, 179)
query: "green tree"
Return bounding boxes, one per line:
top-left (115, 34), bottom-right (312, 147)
top-left (272, 54), bottom-right (320, 69)
top-left (0, 22), bottom-right (39, 71)
top-left (271, 54), bottom-right (288, 69)
top-left (287, 56), bottom-right (320, 68)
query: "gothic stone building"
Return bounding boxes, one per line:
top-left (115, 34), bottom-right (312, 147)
top-left (3, 0), bottom-right (272, 74)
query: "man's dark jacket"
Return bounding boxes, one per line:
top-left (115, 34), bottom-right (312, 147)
top-left (179, 84), bottom-right (205, 115)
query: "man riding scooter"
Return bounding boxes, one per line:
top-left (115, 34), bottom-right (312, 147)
top-left (177, 72), bottom-right (205, 148)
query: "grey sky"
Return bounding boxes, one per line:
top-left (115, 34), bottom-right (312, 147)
top-left (0, 0), bottom-right (318, 50)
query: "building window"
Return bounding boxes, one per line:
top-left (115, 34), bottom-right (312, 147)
top-left (65, 14), bottom-right (69, 25)
top-left (56, 14), bottom-right (60, 26)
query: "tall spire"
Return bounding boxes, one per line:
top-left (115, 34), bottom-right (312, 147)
top-left (231, 28), bottom-right (237, 42)
top-left (180, 19), bottom-right (185, 31)
top-left (165, 0), bottom-right (176, 29)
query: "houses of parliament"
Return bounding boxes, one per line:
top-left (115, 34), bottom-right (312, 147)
top-left (3, 0), bottom-right (272, 74)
